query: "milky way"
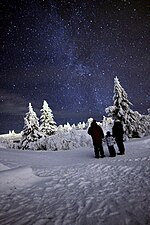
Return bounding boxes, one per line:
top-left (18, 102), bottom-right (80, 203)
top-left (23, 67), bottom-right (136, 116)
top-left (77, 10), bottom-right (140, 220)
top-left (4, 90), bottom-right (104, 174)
top-left (0, 0), bottom-right (149, 133)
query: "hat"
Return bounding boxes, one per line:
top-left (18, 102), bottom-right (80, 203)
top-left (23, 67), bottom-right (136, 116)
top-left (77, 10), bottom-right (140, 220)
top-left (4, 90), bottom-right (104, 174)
top-left (106, 131), bottom-right (111, 136)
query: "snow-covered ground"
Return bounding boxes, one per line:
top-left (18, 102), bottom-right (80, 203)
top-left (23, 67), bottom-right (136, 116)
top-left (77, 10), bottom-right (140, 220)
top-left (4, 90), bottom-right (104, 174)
top-left (0, 136), bottom-right (150, 225)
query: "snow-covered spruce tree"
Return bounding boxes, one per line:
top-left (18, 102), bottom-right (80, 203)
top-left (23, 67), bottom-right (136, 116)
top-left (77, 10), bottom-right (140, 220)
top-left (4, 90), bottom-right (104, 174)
top-left (76, 122), bottom-right (86, 130)
top-left (21, 103), bottom-right (42, 149)
top-left (105, 77), bottom-right (145, 137)
top-left (40, 100), bottom-right (57, 135)
top-left (139, 109), bottom-right (150, 136)
top-left (85, 118), bottom-right (94, 129)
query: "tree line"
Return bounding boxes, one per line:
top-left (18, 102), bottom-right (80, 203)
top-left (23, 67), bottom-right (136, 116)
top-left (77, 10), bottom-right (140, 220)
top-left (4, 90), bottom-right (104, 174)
top-left (20, 77), bottom-right (150, 150)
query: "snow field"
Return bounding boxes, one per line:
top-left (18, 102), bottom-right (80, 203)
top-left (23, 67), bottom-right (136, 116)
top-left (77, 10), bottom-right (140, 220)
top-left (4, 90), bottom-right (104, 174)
top-left (0, 136), bottom-right (150, 225)
top-left (0, 166), bottom-right (44, 192)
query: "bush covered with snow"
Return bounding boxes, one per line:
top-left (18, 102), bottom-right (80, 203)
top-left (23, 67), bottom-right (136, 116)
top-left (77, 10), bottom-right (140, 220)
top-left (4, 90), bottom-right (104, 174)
top-left (42, 129), bottom-right (92, 150)
top-left (6, 129), bottom-right (93, 151)
top-left (35, 129), bottom-right (93, 151)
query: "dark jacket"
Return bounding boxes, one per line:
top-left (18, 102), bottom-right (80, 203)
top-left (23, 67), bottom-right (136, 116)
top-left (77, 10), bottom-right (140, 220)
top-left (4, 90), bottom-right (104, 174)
top-left (88, 121), bottom-right (104, 145)
top-left (112, 121), bottom-right (124, 140)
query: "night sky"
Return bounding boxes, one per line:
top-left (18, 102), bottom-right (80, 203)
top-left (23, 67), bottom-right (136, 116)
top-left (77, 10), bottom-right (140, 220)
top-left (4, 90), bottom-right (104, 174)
top-left (0, 0), bottom-right (149, 134)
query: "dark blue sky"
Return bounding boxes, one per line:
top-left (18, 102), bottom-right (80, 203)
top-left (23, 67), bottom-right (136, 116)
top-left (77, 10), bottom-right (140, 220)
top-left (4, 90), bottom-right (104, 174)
top-left (0, 0), bottom-right (149, 134)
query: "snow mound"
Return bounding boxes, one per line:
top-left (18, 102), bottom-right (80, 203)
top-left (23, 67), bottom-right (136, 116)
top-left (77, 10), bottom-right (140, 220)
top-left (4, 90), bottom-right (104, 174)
top-left (0, 166), bottom-right (41, 192)
top-left (0, 163), bottom-right (10, 171)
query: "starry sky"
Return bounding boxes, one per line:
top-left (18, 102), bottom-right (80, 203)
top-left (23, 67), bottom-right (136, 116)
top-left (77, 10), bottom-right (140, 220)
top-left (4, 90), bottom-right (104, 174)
top-left (0, 0), bottom-right (150, 134)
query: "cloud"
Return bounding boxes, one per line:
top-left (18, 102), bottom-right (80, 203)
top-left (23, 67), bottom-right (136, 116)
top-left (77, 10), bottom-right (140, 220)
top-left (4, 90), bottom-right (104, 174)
top-left (0, 89), bottom-right (28, 116)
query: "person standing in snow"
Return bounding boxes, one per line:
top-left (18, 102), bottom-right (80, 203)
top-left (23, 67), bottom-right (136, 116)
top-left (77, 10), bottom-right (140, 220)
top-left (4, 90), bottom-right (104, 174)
top-left (112, 120), bottom-right (125, 155)
top-left (105, 131), bottom-right (116, 157)
top-left (88, 119), bottom-right (105, 158)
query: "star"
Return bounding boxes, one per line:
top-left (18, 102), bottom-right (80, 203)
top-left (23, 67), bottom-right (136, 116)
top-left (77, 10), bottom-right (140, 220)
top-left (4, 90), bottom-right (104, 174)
top-left (0, 0), bottom-right (149, 134)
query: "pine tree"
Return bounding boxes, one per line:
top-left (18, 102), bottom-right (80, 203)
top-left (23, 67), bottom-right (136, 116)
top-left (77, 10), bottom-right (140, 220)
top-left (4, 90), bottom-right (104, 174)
top-left (105, 77), bottom-right (144, 137)
top-left (63, 122), bottom-right (72, 131)
top-left (85, 118), bottom-right (94, 129)
top-left (21, 103), bottom-right (42, 149)
top-left (40, 100), bottom-right (57, 135)
top-left (76, 121), bottom-right (86, 129)
top-left (139, 109), bottom-right (150, 136)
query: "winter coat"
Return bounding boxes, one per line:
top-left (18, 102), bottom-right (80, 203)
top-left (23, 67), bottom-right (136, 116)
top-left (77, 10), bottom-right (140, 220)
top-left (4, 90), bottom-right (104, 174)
top-left (105, 135), bottom-right (115, 147)
top-left (112, 121), bottom-right (124, 140)
top-left (88, 122), bottom-right (104, 145)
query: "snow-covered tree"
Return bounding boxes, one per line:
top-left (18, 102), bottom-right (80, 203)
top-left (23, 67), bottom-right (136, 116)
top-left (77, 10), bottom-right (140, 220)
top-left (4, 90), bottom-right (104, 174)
top-left (40, 100), bottom-right (57, 135)
top-left (57, 125), bottom-right (64, 131)
top-left (72, 124), bottom-right (76, 129)
top-left (85, 118), bottom-right (94, 129)
top-left (21, 103), bottom-right (42, 149)
top-left (139, 109), bottom-right (150, 136)
top-left (76, 121), bottom-right (86, 130)
top-left (105, 77), bottom-right (145, 137)
top-left (102, 116), bottom-right (114, 134)
top-left (63, 122), bottom-right (72, 131)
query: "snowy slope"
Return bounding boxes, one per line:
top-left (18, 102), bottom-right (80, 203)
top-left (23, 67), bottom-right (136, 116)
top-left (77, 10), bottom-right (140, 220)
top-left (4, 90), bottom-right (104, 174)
top-left (0, 136), bottom-right (150, 225)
